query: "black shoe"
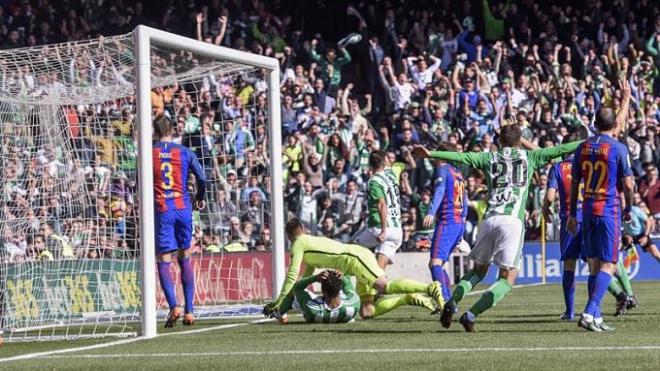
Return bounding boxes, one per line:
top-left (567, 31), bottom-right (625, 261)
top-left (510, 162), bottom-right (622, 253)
top-left (615, 293), bottom-right (628, 317)
top-left (440, 300), bottom-right (456, 329)
top-left (626, 295), bottom-right (638, 310)
top-left (459, 312), bottom-right (476, 332)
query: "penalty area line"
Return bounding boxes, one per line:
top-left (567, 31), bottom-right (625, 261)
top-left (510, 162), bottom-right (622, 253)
top-left (39, 345), bottom-right (660, 359)
top-left (0, 318), bottom-right (272, 363)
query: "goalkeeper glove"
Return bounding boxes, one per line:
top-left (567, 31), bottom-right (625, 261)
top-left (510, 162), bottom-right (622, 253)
top-left (263, 302), bottom-right (279, 317)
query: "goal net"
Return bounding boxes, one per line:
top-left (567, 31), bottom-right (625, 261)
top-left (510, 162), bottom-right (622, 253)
top-left (0, 26), bottom-right (284, 341)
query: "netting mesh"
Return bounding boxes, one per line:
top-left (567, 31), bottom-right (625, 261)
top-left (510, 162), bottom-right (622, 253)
top-left (0, 31), bottom-right (275, 341)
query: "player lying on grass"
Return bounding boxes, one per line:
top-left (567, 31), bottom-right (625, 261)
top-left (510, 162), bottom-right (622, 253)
top-left (414, 124), bottom-right (582, 332)
top-left (273, 270), bottom-right (360, 324)
top-left (263, 219), bottom-right (441, 319)
top-left (152, 115), bottom-right (207, 327)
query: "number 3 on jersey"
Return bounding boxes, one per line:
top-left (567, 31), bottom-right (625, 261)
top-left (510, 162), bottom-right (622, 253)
top-left (161, 162), bottom-right (174, 190)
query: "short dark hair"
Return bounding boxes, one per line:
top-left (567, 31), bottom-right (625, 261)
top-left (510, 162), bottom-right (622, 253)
top-left (153, 115), bottom-right (173, 138)
top-left (499, 124), bottom-right (522, 147)
top-left (369, 150), bottom-right (386, 170)
top-left (321, 271), bottom-right (343, 299)
top-left (437, 142), bottom-right (457, 152)
top-left (595, 108), bottom-right (616, 131)
top-left (285, 218), bottom-right (304, 236)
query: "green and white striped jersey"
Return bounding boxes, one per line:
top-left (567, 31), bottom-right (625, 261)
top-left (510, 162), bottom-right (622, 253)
top-left (295, 275), bottom-right (360, 323)
top-left (429, 142), bottom-right (581, 222)
top-left (367, 168), bottom-right (401, 228)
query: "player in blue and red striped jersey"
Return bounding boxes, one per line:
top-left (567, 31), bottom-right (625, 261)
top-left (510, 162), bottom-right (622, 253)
top-left (152, 115), bottom-right (207, 328)
top-left (568, 81), bottom-right (633, 332)
top-left (543, 133), bottom-right (587, 321)
top-left (422, 143), bottom-right (468, 306)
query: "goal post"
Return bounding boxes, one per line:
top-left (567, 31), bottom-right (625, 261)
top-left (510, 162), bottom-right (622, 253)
top-left (0, 25), bottom-right (285, 342)
top-left (133, 25), bottom-right (285, 339)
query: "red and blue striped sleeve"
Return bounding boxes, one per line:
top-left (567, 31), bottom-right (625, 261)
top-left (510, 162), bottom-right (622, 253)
top-left (428, 166), bottom-right (447, 217)
top-left (187, 147), bottom-right (207, 201)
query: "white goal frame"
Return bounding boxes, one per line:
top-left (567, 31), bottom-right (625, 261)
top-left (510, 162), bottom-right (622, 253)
top-left (134, 25), bottom-right (285, 339)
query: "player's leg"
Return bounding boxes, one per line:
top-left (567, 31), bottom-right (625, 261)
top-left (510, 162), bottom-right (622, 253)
top-left (561, 259), bottom-right (577, 320)
top-left (440, 220), bottom-right (495, 328)
top-left (559, 222), bottom-right (580, 320)
top-left (459, 217), bottom-right (523, 332)
top-left (429, 223), bottom-right (464, 303)
top-left (156, 212), bottom-right (181, 328)
top-left (580, 216), bottom-right (618, 331)
top-left (459, 266), bottom-right (516, 332)
top-left (372, 294), bottom-right (436, 318)
top-left (174, 209), bottom-right (195, 325)
top-left (640, 237), bottom-right (660, 263)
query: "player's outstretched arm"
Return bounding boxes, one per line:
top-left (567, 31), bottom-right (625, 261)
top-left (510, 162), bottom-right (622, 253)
top-left (424, 168), bottom-right (446, 229)
top-left (530, 140), bottom-right (583, 168)
top-left (187, 148), bottom-right (207, 204)
top-left (271, 238), bottom-right (305, 306)
top-left (412, 145), bottom-right (489, 169)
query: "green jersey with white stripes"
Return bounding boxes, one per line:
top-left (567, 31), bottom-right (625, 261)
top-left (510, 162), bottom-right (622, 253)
top-left (367, 168), bottom-right (401, 228)
top-left (293, 275), bottom-right (360, 323)
top-left (429, 142), bottom-right (581, 222)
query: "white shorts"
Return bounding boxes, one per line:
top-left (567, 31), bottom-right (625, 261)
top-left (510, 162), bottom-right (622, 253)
top-left (352, 226), bottom-right (403, 264)
top-left (469, 215), bottom-right (524, 269)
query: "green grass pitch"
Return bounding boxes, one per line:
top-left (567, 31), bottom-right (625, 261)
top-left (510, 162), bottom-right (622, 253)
top-left (2, 282), bottom-right (660, 370)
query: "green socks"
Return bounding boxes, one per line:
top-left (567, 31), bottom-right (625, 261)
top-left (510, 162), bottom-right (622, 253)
top-left (451, 271), bottom-right (484, 303)
top-left (616, 261), bottom-right (634, 295)
top-left (385, 278), bottom-right (428, 294)
top-left (608, 279), bottom-right (623, 297)
top-left (372, 295), bottom-right (408, 318)
top-left (469, 278), bottom-right (512, 317)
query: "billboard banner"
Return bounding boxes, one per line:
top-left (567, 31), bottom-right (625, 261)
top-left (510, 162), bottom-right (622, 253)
top-left (2, 252), bottom-right (275, 328)
top-left (482, 240), bottom-right (660, 284)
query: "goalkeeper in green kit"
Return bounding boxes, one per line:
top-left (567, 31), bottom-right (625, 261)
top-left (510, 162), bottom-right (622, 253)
top-left (263, 219), bottom-right (442, 320)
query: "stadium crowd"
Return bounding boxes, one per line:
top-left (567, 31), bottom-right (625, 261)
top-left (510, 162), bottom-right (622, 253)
top-left (0, 0), bottom-right (659, 261)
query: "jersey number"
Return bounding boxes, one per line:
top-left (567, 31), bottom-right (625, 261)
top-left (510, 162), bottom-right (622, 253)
top-left (582, 160), bottom-right (606, 196)
top-left (454, 181), bottom-right (465, 210)
top-left (161, 162), bottom-right (174, 190)
top-left (491, 159), bottom-right (527, 188)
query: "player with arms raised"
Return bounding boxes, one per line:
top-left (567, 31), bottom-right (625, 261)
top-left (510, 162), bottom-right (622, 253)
top-left (152, 115), bottom-right (206, 327)
top-left (423, 142), bottom-right (468, 305)
top-left (568, 83), bottom-right (634, 332)
top-left (414, 124), bottom-right (581, 331)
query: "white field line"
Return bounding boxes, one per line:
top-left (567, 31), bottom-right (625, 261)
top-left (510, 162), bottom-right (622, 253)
top-left (0, 318), bottom-right (272, 363)
top-left (38, 345), bottom-right (660, 359)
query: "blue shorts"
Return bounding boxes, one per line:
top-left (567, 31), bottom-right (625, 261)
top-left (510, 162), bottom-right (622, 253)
top-left (430, 223), bottom-right (465, 261)
top-left (559, 221), bottom-right (585, 261)
top-left (156, 208), bottom-right (193, 254)
top-left (582, 215), bottom-right (620, 263)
